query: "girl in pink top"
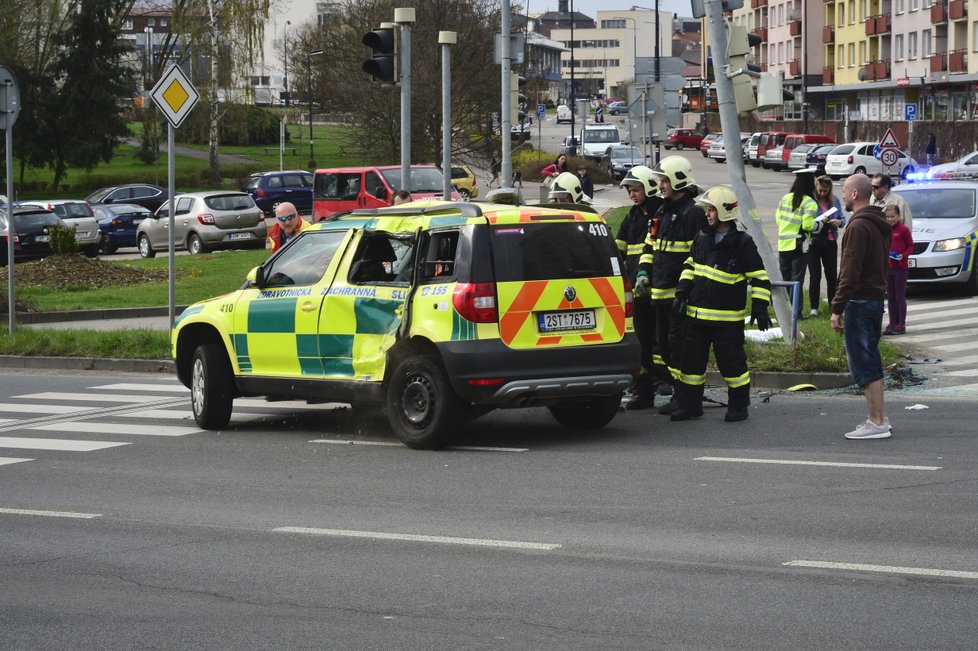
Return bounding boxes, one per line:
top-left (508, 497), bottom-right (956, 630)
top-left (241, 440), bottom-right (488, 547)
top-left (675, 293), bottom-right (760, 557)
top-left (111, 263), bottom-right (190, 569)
top-left (883, 204), bottom-right (914, 335)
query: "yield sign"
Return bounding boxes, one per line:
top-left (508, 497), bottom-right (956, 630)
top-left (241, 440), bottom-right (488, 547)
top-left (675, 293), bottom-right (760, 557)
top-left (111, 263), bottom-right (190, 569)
top-left (879, 127), bottom-right (901, 149)
top-left (150, 65), bottom-right (199, 129)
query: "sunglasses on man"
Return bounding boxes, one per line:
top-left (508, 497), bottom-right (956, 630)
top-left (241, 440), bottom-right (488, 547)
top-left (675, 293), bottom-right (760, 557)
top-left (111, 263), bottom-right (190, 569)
top-left (277, 213), bottom-right (298, 222)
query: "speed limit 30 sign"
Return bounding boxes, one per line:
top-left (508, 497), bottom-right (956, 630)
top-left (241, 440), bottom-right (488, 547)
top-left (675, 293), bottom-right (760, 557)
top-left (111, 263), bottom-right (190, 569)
top-left (880, 148), bottom-right (899, 168)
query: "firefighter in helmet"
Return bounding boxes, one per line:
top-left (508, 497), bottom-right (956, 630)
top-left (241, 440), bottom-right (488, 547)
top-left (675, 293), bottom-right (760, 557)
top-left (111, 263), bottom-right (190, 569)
top-left (670, 185), bottom-right (771, 422)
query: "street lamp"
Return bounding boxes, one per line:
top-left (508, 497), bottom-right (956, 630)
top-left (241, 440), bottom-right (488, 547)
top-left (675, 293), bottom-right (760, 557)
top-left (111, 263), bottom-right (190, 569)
top-left (307, 49), bottom-right (324, 168)
top-left (283, 21), bottom-right (291, 107)
top-left (143, 26), bottom-right (154, 88)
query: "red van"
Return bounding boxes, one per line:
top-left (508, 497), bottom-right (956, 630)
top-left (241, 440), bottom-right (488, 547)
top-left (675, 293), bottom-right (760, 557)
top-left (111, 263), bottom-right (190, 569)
top-left (777, 134), bottom-right (835, 170)
top-left (750, 132), bottom-right (786, 167)
top-left (312, 165), bottom-right (459, 222)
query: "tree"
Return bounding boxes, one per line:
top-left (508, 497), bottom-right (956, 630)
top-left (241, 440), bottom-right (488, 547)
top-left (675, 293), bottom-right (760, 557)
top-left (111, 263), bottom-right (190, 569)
top-left (42, 0), bottom-right (135, 191)
top-left (299, 0), bottom-right (502, 166)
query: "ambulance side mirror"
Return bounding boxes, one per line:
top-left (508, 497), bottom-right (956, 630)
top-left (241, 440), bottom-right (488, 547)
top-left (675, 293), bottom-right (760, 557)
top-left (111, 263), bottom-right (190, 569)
top-left (248, 265), bottom-right (265, 289)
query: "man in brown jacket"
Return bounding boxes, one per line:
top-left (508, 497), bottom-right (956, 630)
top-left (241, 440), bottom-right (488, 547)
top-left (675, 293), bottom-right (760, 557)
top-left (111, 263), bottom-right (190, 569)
top-left (831, 174), bottom-right (893, 440)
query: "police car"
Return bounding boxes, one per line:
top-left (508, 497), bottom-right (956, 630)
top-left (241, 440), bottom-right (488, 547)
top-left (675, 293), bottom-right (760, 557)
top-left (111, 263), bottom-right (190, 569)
top-left (172, 201), bottom-right (639, 449)
top-left (895, 172), bottom-right (978, 294)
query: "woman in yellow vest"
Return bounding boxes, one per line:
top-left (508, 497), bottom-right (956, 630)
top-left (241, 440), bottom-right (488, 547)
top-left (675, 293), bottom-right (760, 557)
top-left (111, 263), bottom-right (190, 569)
top-left (775, 168), bottom-right (819, 317)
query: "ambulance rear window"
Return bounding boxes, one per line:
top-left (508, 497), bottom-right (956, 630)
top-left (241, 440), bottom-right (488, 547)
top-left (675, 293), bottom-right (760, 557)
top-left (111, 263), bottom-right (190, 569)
top-left (490, 222), bottom-right (618, 282)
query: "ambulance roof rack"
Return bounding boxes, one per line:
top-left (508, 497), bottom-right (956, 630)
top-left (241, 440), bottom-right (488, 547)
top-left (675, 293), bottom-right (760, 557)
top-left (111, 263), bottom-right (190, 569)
top-left (347, 202), bottom-right (485, 219)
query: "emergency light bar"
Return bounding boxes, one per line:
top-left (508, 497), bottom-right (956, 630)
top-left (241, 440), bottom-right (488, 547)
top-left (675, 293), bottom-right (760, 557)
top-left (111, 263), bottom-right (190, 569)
top-left (906, 169), bottom-right (978, 183)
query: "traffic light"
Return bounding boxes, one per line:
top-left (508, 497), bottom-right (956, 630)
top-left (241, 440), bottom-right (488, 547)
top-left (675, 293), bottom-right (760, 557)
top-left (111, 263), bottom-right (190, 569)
top-left (510, 74), bottom-right (527, 124)
top-left (725, 22), bottom-right (762, 113)
top-left (362, 25), bottom-right (397, 83)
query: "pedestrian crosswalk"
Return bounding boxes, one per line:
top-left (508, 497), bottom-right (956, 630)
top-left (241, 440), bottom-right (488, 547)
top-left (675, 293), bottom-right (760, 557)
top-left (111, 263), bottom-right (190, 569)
top-left (897, 295), bottom-right (978, 397)
top-left (0, 378), bottom-right (332, 471)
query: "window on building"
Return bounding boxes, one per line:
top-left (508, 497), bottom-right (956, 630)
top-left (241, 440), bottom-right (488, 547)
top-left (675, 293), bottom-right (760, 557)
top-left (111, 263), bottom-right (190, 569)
top-left (973, 23), bottom-right (978, 51)
top-left (860, 41), bottom-right (867, 64)
top-left (908, 31), bottom-right (918, 58)
top-left (923, 29), bottom-right (932, 57)
top-left (848, 43), bottom-right (855, 66)
top-left (778, 42), bottom-right (784, 64)
top-left (161, 19), bottom-right (168, 26)
top-left (838, 4), bottom-right (845, 26)
top-left (896, 34), bottom-right (905, 60)
top-left (838, 44), bottom-right (845, 66)
top-left (910, 0), bottom-right (918, 10)
top-left (896, 0), bottom-right (905, 12)
top-left (122, 19), bottom-right (133, 30)
top-left (148, 18), bottom-right (155, 26)
top-left (849, 0), bottom-right (856, 23)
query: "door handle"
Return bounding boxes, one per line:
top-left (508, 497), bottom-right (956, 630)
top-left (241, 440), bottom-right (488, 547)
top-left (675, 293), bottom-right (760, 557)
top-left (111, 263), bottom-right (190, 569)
top-left (300, 302), bottom-right (317, 313)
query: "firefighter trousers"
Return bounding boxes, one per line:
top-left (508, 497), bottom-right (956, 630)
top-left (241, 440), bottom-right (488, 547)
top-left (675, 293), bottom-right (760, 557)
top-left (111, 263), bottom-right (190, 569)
top-left (675, 321), bottom-right (751, 411)
top-left (632, 298), bottom-right (657, 395)
top-left (651, 299), bottom-right (685, 387)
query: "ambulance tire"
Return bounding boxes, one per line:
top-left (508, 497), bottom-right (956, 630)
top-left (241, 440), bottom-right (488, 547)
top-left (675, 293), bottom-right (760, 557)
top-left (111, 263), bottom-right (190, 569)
top-left (191, 344), bottom-right (234, 430)
top-left (548, 394), bottom-right (622, 430)
top-left (386, 355), bottom-right (463, 450)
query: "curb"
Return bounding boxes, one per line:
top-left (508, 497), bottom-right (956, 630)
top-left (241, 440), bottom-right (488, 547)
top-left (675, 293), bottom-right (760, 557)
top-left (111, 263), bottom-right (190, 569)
top-left (3, 306), bottom-right (189, 325)
top-left (0, 355), bottom-right (175, 374)
top-left (0, 353), bottom-right (851, 389)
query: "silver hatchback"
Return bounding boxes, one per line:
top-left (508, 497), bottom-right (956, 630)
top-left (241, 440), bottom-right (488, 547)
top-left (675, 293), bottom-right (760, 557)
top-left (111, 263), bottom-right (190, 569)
top-left (137, 191), bottom-right (267, 257)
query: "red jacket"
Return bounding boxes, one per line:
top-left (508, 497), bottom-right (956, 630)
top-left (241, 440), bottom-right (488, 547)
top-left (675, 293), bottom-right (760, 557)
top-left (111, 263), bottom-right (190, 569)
top-left (888, 223), bottom-right (914, 271)
top-left (267, 217), bottom-right (309, 253)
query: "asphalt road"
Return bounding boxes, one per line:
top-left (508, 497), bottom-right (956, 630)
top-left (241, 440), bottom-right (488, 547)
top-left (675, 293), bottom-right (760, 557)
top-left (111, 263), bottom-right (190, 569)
top-left (1, 370), bottom-right (977, 648)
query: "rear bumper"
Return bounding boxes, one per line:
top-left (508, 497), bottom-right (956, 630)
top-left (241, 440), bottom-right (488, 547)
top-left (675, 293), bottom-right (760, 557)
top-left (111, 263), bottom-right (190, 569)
top-left (436, 335), bottom-right (640, 405)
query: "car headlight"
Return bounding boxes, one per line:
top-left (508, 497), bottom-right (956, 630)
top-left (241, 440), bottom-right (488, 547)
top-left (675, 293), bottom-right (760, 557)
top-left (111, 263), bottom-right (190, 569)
top-left (934, 237), bottom-right (966, 252)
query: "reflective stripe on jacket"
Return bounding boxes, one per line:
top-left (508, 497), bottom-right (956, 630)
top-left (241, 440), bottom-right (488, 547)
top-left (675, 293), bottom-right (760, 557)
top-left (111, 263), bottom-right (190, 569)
top-left (676, 226), bottom-right (771, 323)
top-left (775, 193), bottom-right (817, 253)
top-left (639, 192), bottom-right (706, 302)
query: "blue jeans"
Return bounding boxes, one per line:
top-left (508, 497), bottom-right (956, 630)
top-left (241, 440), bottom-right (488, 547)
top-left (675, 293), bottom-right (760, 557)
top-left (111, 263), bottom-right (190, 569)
top-left (844, 300), bottom-right (884, 387)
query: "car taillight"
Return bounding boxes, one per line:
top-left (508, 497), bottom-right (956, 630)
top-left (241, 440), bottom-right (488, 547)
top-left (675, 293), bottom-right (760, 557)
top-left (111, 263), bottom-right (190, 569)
top-left (198, 213), bottom-right (216, 225)
top-left (453, 282), bottom-right (497, 323)
top-left (111, 218), bottom-right (124, 226)
top-left (622, 275), bottom-right (634, 319)
top-left (256, 188), bottom-right (266, 198)
top-left (847, 155), bottom-right (854, 164)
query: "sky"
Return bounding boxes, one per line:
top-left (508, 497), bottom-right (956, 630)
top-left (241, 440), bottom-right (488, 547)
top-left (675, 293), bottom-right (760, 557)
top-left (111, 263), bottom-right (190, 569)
top-left (528, 0), bottom-right (694, 19)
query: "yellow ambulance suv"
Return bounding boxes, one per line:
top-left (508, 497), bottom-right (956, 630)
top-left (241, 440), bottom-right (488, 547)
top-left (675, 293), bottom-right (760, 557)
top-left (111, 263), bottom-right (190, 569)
top-left (172, 200), bottom-right (639, 449)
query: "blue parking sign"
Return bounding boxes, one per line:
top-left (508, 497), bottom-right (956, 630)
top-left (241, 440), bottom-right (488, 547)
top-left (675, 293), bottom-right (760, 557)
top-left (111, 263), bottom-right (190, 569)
top-left (537, 103), bottom-right (546, 120)
top-left (905, 103), bottom-right (917, 121)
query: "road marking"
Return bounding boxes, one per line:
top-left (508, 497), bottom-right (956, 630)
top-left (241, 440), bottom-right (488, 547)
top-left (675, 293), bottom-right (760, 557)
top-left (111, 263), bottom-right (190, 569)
top-left (0, 418), bottom-right (16, 424)
top-left (449, 446), bottom-right (529, 453)
top-left (784, 560), bottom-right (978, 580)
top-left (0, 397), bottom-right (189, 434)
top-left (114, 409), bottom-right (197, 420)
top-left (0, 507), bottom-right (101, 519)
top-left (695, 456), bottom-right (941, 471)
top-left (90, 383), bottom-right (189, 393)
top-left (0, 436), bottom-right (129, 452)
top-left (274, 527), bottom-right (561, 550)
top-left (29, 422), bottom-right (202, 437)
top-left (310, 440), bottom-right (528, 452)
top-left (311, 439), bottom-right (401, 446)
top-left (237, 398), bottom-right (348, 410)
top-left (0, 457), bottom-right (33, 466)
top-left (13, 392), bottom-right (177, 403)
top-left (0, 403), bottom-right (91, 414)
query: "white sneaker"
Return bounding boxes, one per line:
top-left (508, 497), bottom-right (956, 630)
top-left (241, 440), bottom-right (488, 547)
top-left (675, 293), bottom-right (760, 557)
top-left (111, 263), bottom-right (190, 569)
top-left (844, 418), bottom-right (892, 440)
top-left (809, 309), bottom-right (819, 317)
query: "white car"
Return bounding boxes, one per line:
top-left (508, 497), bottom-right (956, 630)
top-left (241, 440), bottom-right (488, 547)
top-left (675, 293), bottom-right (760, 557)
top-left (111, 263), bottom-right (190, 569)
top-left (763, 145), bottom-right (784, 170)
top-left (893, 179), bottom-right (978, 294)
top-left (824, 141), bottom-right (918, 180)
top-left (920, 151), bottom-right (978, 180)
top-left (17, 199), bottom-right (102, 257)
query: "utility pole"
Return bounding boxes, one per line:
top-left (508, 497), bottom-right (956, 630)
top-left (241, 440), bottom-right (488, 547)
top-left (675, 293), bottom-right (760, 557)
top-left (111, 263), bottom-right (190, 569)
top-left (307, 49), bottom-right (323, 168)
top-left (396, 8), bottom-right (415, 191)
top-left (501, 0), bottom-right (512, 187)
top-left (703, 0), bottom-right (794, 342)
top-left (440, 31), bottom-right (457, 198)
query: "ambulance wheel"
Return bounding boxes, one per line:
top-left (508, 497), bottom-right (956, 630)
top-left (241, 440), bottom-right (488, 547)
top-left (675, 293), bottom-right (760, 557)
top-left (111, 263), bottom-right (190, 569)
top-left (549, 394), bottom-right (622, 429)
top-left (387, 355), bottom-right (463, 449)
top-left (191, 343), bottom-right (234, 430)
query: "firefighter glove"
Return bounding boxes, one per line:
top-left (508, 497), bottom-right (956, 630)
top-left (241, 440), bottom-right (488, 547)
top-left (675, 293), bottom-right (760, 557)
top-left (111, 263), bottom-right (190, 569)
top-left (672, 292), bottom-right (688, 316)
top-left (750, 304), bottom-right (771, 332)
top-left (634, 271), bottom-right (650, 298)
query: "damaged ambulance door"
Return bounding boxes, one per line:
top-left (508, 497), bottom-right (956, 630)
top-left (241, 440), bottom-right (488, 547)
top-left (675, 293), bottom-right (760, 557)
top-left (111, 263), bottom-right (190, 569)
top-left (317, 230), bottom-right (417, 381)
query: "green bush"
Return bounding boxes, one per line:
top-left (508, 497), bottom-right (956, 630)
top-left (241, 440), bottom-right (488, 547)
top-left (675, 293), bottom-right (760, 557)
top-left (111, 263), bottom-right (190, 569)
top-left (48, 224), bottom-right (79, 255)
top-left (180, 103), bottom-right (285, 146)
